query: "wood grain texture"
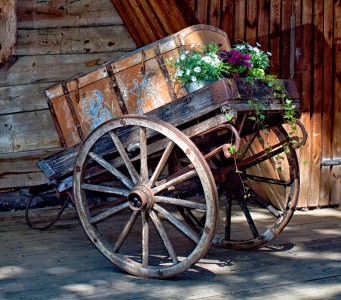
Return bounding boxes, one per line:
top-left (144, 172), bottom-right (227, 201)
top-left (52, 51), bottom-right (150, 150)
top-left (111, 0), bottom-right (190, 47)
top-left (16, 26), bottom-right (135, 55)
top-left (0, 0), bottom-right (16, 65)
top-left (17, 0), bottom-right (123, 29)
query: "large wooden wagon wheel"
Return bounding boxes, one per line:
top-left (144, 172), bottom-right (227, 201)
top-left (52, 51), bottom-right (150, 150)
top-left (181, 123), bottom-right (300, 249)
top-left (73, 115), bottom-right (218, 278)
top-left (216, 124), bottom-right (300, 249)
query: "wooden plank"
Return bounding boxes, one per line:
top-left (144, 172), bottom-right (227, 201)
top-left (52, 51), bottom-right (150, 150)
top-left (0, 83), bottom-right (53, 115)
top-left (269, 0), bottom-right (281, 77)
top-left (196, 0), bottom-right (209, 24)
top-left (319, 0), bottom-right (334, 206)
top-left (0, 52), bottom-right (128, 87)
top-left (309, 0), bottom-right (324, 207)
top-left (330, 0), bottom-right (341, 206)
top-left (257, 0), bottom-right (270, 50)
top-left (0, 110), bottom-right (61, 153)
top-left (208, 0), bottom-right (221, 28)
top-left (233, 0), bottom-right (246, 43)
top-left (0, 148), bottom-right (62, 189)
top-left (245, 0), bottom-right (258, 45)
top-left (0, 0), bottom-right (16, 65)
top-left (280, 0), bottom-right (292, 78)
top-left (221, 0), bottom-right (235, 41)
top-left (297, 0), bottom-right (313, 208)
top-left (111, 0), bottom-right (189, 47)
top-left (16, 26), bottom-right (135, 56)
top-left (16, 0), bottom-right (124, 29)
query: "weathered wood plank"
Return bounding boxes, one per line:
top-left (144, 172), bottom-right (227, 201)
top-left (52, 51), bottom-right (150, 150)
top-left (245, 0), bottom-right (258, 45)
top-left (257, 0), bottom-right (270, 49)
top-left (0, 52), bottom-right (128, 87)
top-left (0, 207), bottom-right (340, 298)
top-left (280, 0), bottom-right (291, 78)
top-left (17, 0), bottom-right (124, 29)
top-left (0, 0), bottom-right (16, 65)
top-left (309, 0), bottom-right (323, 207)
top-left (297, 0), bottom-right (313, 208)
top-left (111, 0), bottom-right (189, 47)
top-left (16, 26), bottom-right (136, 56)
top-left (330, 0), bottom-right (341, 206)
top-left (269, 0), bottom-right (281, 77)
top-left (0, 83), bottom-right (52, 114)
top-left (0, 110), bottom-right (61, 153)
top-left (319, 0), bottom-right (333, 206)
top-left (221, 0), bottom-right (234, 41)
top-left (209, 0), bottom-right (221, 28)
top-left (233, 0), bottom-right (245, 43)
top-left (0, 148), bottom-right (62, 189)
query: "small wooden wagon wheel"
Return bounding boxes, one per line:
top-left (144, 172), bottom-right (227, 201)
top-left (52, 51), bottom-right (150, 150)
top-left (73, 115), bottom-right (218, 278)
top-left (216, 124), bottom-right (300, 249)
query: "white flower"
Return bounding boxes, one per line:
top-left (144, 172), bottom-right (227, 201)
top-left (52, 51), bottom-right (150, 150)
top-left (196, 42), bottom-right (202, 47)
top-left (194, 66), bottom-right (201, 73)
top-left (175, 68), bottom-right (184, 77)
top-left (202, 56), bottom-right (212, 63)
top-left (168, 56), bottom-right (173, 61)
top-left (180, 54), bottom-right (186, 60)
top-left (267, 51), bottom-right (272, 57)
top-left (186, 69), bottom-right (191, 75)
top-left (253, 47), bottom-right (260, 53)
top-left (256, 42), bottom-right (261, 47)
top-left (190, 44), bottom-right (195, 49)
top-left (191, 76), bottom-right (197, 82)
top-left (185, 51), bottom-right (189, 54)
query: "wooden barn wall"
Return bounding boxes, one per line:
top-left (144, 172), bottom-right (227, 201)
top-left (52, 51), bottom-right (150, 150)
top-left (0, 0), bottom-right (136, 189)
top-left (186, 0), bottom-right (340, 208)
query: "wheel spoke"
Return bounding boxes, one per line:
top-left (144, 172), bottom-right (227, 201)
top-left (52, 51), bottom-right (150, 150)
top-left (139, 127), bottom-right (149, 183)
top-left (150, 210), bottom-right (178, 264)
top-left (153, 204), bottom-right (200, 244)
top-left (89, 202), bottom-right (129, 224)
top-left (247, 187), bottom-right (283, 217)
top-left (155, 196), bottom-right (206, 210)
top-left (237, 146), bottom-right (284, 171)
top-left (109, 131), bottom-right (140, 184)
top-left (153, 169), bottom-right (197, 194)
top-left (81, 183), bottom-right (130, 196)
top-left (148, 141), bottom-right (175, 188)
top-left (246, 174), bottom-right (292, 186)
top-left (114, 211), bottom-right (139, 252)
top-left (88, 151), bottom-right (134, 189)
top-left (238, 131), bottom-right (258, 160)
top-left (225, 192), bottom-right (233, 241)
top-left (237, 198), bottom-right (259, 238)
top-left (141, 211), bottom-right (149, 268)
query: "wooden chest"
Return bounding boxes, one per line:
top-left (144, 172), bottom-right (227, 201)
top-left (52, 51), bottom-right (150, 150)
top-left (46, 25), bottom-right (231, 149)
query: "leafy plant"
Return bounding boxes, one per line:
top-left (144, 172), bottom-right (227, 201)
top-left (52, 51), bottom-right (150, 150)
top-left (165, 42), bottom-right (229, 87)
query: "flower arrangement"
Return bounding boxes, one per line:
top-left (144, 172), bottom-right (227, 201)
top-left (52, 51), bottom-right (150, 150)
top-left (166, 41), bottom-right (273, 88)
top-left (165, 42), bottom-right (229, 87)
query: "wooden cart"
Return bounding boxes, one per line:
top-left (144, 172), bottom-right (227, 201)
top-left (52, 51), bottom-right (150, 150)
top-left (27, 25), bottom-right (307, 278)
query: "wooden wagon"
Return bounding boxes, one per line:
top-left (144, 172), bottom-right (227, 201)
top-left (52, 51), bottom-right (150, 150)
top-left (26, 25), bottom-right (307, 278)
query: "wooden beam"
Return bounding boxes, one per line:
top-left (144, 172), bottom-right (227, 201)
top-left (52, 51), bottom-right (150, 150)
top-left (0, 0), bottom-right (16, 65)
top-left (110, 0), bottom-right (195, 47)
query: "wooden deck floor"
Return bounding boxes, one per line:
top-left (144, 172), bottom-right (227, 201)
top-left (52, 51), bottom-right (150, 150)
top-left (0, 206), bottom-right (340, 299)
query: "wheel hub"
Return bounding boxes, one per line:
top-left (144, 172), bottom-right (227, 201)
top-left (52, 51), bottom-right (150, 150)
top-left (128, 185), bottom-right (155, 211)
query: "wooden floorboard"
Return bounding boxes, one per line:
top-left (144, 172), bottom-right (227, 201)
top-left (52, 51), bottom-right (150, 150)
top-left (0, 207), bottom-right (340, 300)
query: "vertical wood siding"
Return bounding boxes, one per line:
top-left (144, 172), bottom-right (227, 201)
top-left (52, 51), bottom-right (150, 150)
top-left (189, 0), bottom-right (340, 208)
